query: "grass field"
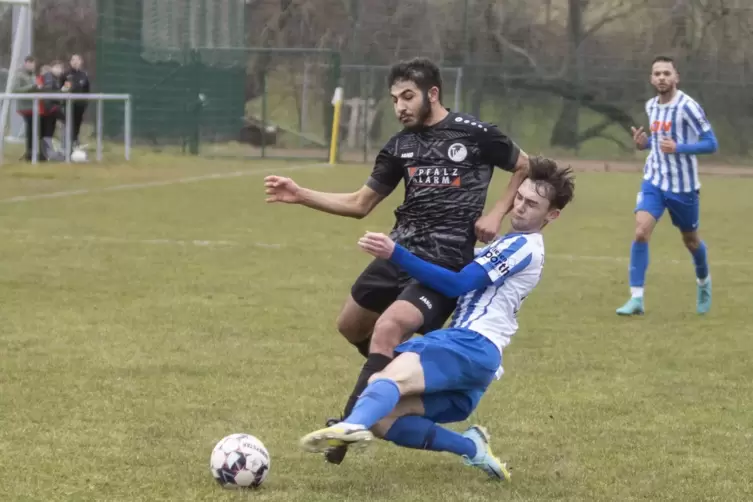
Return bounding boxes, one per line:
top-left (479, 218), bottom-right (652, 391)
top-left (1, 154), bottom-right (752, 501)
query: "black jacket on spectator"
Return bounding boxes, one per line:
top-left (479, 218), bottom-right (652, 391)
top-left (40, 72), bottom-right (63, 113)
top-left (65, 69), bottom-right (91, 101)
top-left (63, 68), bottom-right (91, 145)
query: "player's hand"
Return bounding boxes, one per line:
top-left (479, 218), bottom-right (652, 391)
top-left (358, 232), bottom-right (395, 259)
top-left (631, 126), bottom-right (648, 149)
top-left (264, 175), bottom-right (302, 204)
top-left (659, 136), bottom-right (677, 153)
top-left (474, 214), bottom-right (500, 244)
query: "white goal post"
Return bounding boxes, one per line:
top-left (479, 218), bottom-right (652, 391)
top-left (0, 0), bottom-right (32, 146)
top-left (0, 93), bottom-right (132, 164)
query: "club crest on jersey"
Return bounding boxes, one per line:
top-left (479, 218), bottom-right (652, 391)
top-left (407, 167), bottom-right (461, 187)
top-left (447, 143), bottom-right (468, 162)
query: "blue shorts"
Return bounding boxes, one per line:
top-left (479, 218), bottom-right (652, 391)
top-left (635, 180), bottom-right (700, 232)
top-left (394, 327), bottom-right (501, 424)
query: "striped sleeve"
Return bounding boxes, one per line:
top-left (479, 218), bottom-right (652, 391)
top-left (474, 235), bottom-right (534, 286)
top-left (683, 100), bottom-right (712, 135)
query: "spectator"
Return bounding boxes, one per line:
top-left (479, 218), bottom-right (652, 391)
top-left (11, 56), bottom-right (44, 161)
top-left (38, 61), bottom-right (65, 159)
top-left (64, 54), bottom-right (91, 147)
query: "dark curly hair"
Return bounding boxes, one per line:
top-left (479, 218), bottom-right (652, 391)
top-left (527, 156), bottom-right (576, 210)
top-left (387, 57), bottom-right (443, 101)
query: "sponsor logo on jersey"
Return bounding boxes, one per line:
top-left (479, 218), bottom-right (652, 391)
top-left (407, 167), bottom-right (461, 187)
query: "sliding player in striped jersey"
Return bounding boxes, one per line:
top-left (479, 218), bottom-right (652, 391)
top-left (617, 56), bottom-right (718, 316)
top-left (298, 158), bottom-right (575, 482)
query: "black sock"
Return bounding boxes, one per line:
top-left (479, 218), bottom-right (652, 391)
top-left (353, 337), bottom-right (371, 358)
top-left (342, 353), bottom-right (392, 418)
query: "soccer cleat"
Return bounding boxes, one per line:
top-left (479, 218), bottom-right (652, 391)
top-left (697, 278), bottom-right (712, 315)
top-left (461, 425), bottom-right (511, 482)
top-left (299, 422), bottom-right (373, 454)
top-left (324, 417), bottom-right (349, 465)
top-left (616, 297), bottom-right (645, 316)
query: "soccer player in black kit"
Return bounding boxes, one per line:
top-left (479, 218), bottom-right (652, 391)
top-left (264, 57), bottom-right (530, 465)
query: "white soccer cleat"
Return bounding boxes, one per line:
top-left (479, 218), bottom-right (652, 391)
top-left (299, 422), bottom-right (374, 454)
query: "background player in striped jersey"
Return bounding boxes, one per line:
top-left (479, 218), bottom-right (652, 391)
top-left (298, 158), bottom-right (575, 482)
top-left (616, 55), bottom-right (718, 316)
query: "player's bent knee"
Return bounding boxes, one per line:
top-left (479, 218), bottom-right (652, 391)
top-left (366, 372), bottom-right (410, 396)
top-left (336, 315), bottom-right (366, 343)
top-left (370, 317), bottom-right (407, 354)
top-left (367, 352), bottom-right (424, 395)
top-left (634, 212), bottom-right (656, 242)
top-left (370, 301), bottom-right (424, 354)
top-left (682, 231), bottom-right (700, 250)
top-left (367, 371), bottom-right (392, 386)
top-left (335, 298), bottom-right (378, 343)
top-left (634, 226), bottom-right (652, 243)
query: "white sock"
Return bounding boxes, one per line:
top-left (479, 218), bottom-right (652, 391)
top-left (697, 275), bottom-right (710, 286)
top-left (630, 287), bottom-right (644, 299)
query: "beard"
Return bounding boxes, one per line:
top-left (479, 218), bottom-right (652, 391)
top-left (401, 91), bottom-right (433, 131)
top-left (654, 83), bottom-right (674, 95)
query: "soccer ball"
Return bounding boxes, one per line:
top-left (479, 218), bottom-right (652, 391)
top-left (71, 149), bottom-right (87, 162)
top-left (210, 433), bottom-right (270, 489)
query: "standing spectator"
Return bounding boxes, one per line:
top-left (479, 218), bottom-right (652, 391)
top-left (38, 61), bottom-right (65, 159)
top-left (64, 54), bottom-right (91, 147)
top-left (11, 56), bottom-right (44, 161)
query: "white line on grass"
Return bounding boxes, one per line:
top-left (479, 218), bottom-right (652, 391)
top-left (8, 231), bottom-right (749, 268)
top-left (0, 162), bottom-right (330, 203)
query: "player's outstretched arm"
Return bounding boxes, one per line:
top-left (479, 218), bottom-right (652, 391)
top-left (264, 176), bottom-right (385, 219)
top-left (264, 146), bottom-right (402, 219)
top-left (358, 232), bottom-right (492, 298)
top-left (475, 151), bottom-right (529, 243)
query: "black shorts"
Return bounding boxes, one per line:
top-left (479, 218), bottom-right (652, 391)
top-left (350, 258), bottom-right (457, 335)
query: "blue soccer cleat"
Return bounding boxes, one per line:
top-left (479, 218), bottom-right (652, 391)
top-left (616, 297), bottom-right (644, 316)
top-left (697, 278), bottom-right (712, 315)
top-left (461, 425), bottom-right (511, 482)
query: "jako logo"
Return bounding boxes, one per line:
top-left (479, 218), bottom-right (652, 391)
top-left (448, 143), bottom-right (468, 162)
top-left (419, 296), bottom-right (433, 310)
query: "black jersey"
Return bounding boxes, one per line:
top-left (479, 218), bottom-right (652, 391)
top-left (365, 111), bottom-right (520, 271)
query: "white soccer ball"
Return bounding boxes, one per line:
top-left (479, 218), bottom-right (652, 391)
top-left (71, 149), bottom-right (87, 163)
top-left (210, 433), bottom-right (270, 489)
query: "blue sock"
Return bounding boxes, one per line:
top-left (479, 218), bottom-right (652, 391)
top-left (691, 241), bottom-right (709, 281)
top-left (384, 416), bottom-right (477, 458)
top-left (629, 241), bottom-right (649, 288)
top-left (343, 378), bottom-right (400, 429)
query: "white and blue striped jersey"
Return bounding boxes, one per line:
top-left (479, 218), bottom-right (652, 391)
top-left (644, 90), bottom-right (712, 193)
top-left (451, 232), bottom-right (545, 378)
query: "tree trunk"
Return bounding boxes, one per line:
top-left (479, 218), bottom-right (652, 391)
top-left (551, 98), bottom-right (580, 149)
top-left (550, 0), bottom-right (584, 150)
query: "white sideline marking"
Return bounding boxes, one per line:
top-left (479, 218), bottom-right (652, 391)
top-left (0, 163), bottom-right (330, 203)
top-left (53, 235), bottom-right (240, 248)
top-left (15, 234), bottom-right (281, 250)
top-left (7, 232), bottom-right (748, 268)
